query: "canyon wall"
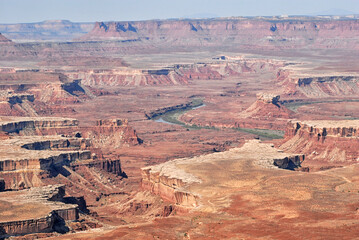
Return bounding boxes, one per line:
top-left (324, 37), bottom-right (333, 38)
top-left (0, 71), bottom-right (93, 116)
top-left (141, 167), bottom-right (200, 208)
top-left (0, 117), bottom-right (78, 134)
top-left (80, 18), bottom-right (359, 50)
top-left (276, 69), bottom-right (359, 98)
top-left (0, 117), bottom-right (132, 190)
top-left (81, 119), bottom-right (141, 148)
top-left (65, 59), bottom-right (282, 86)
top-left (141, 140), bottom-right (305, 210)
top-left (0, 185), bottom-right (78, 237)
top-left (279, 120), bottom-right (359, 170)
top-left (0, 72), bottom-right (85, 104)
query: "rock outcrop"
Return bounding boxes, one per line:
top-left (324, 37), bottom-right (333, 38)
top-left (0, 117), bottom-right (129, 190)
top-left (80, 18), bottom-right (359, 50)
top-left (276, 68), bottom-right (359, 98)
top-left (0, 72), bottom-right (86, 104)
top-left (238, 93), bottom-right (292, 119)
top-left (279, 120), bottom-right (359, 170)
top-left (0, 185), bottom-right (78, 237)
top-left (71, 158), bottom-right (124, 176)
top-left (65, 59), bottom-right (282, 86)
top-left (82, 119), bottom-right (141, 148)
top-left (142, 140), bottom-right (304, 210)
top-left (0, 71), bottom-right (92, 116)
top-left (256, 93), bottom-right (280, 104)
top-left (0, 116), bottom-right (78, 135)
top-left (0, 117), bottom-right (91, 190)
top-left (181, 93), bottom-right (294, 132)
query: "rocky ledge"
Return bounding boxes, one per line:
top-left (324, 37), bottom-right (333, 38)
top-left (0, 185), bottom-right (78, 237)
top-left (0, 116), bottom-right (78, 134)
top-left (279, 120), bottom-right (359, 170)
top-left (142, 140), bottom-right (304, 210)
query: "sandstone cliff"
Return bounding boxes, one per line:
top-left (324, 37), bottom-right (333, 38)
top-left (0, 71), bottom-right (93, 116)
top-left (279, 120), bottom-right (359, 170)
top-left (80, 18), bottom-right (359, 50)
top-left (81, 119), bottom-right (141, 148)
top-left (276, 68), bottom-right (359, 98)
top-left (0, 117), bottom-right (130, 190)
top-left (0, 185), bottom-right (78, 237)
top-left (65, 59), bottom-right (281, 86)
top-left (142, 140), bottom-right (304, 210)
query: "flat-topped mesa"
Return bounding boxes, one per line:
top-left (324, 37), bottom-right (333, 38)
top-left (0, 185), bottom-right (79, 237)
top-left (142, 140), bottom-right (304, 210)
top-left (276, 70), bottom-right (359, 98)
top-left (66, 59), bottom-right (283, 87)
top-left (0, 117), bottom-right (96, 190)
top-left (71, 158), bottom-right (124, 176)
top-left (256, 93), bottom-right (280, 104)
top-left (295, 75), bottom-right (359, 98)
top-left (0, 117), bottom-right (78, 135)
top-left (141, 165), bottom-right (201, 209)
top-left (80, 19), bottom-right (359, 49)
top-left (285, 120), bottom-right (359, 139)
top-left (280, 120), bottom-right (359, 170)
top-left (0, 135), bottom-right (93, 190)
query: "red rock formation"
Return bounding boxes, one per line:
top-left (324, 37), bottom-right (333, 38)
top-left (180, 93), bottom-right (294, 131)
top-left (71, 158), bottom-right (124, 176)
top-left (81, 119), bottom-right (141, 148)
top-left (276, 68), bottom-right (359, 98)
top-left (65, 59), bottom-right (282, 86)
top-left (0, 72), bottom-right (92, 116)
top-left (0, 72), bottom-right (81, 104)
top-left (279, 120), bottom-right (359, 170)
top-left (80, 18), bottom-right (359, 49)
top-left (239, 93), bottom-right (292, 119)
top-left (141, 167), bottom-right (199, 208)
top-left (141, 140), bottom-right (305, 210)
top-left (0, 117), bottom-right (126, 190)
top-left (0, 117), bottom-right (78, 134)
top-left (0, 185), bottom-right (78, 237)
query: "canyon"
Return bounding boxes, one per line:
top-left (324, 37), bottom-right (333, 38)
top-left (0, 15), bottom-right (358, 239)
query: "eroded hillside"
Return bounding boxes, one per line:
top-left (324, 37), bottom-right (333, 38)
top-left (0, 15), bottom-right (359, 239)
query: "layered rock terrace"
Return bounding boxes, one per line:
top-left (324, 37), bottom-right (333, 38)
top-left (81, 18), bottom-right (359, 51)
top-left (142, 140), bottom-right (304, 210)
top-left (0, 185), bottom-right (78, 237)
top-left (280, 120), bottom-right (359, 170)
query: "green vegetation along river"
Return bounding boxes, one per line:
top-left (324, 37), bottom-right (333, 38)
top-left (153, 99), bottom-right (284, 140)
